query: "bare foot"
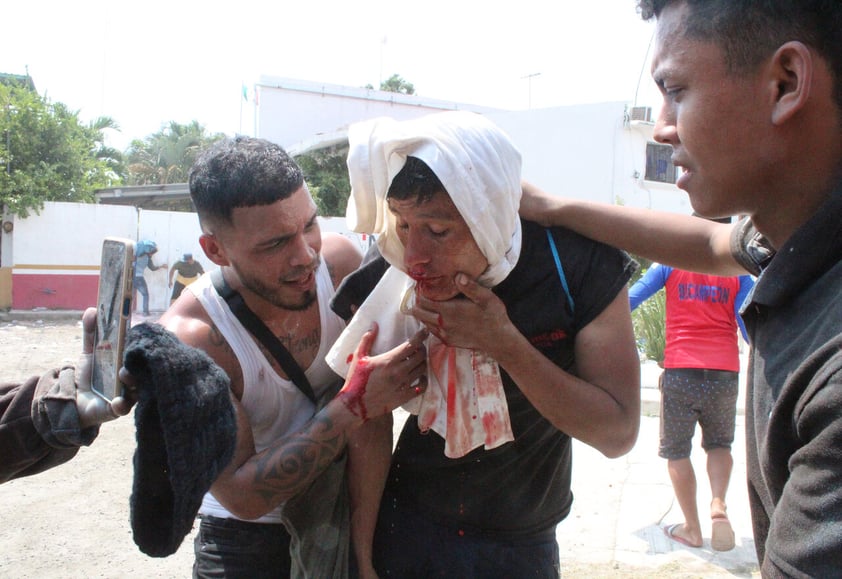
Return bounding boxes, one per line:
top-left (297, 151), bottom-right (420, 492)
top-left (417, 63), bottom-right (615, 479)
top-left (711, 513), bottom-right (735, 551)
top-left (663, 523), bottom-right (703, 548)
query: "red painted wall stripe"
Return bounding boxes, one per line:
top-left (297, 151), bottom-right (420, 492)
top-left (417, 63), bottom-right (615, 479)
top-left (13, 274), bottom-right (98, 310)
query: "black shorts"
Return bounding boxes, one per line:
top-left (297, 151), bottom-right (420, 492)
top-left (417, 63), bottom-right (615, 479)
top-left (658, 368), bottom-right (739, 460)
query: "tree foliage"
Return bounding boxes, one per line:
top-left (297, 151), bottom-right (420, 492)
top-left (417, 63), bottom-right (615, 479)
top-left (0, 81), bottom-right (123, 217)
top-left (629, 258), bottom-right (667, 365)
top-left (632, 287), bottom-right (666, 364)
top-left (124, 120), bottom-right (224, 185)
top-left (366, 73), bottom-right (416, 95)
top-left (380, 73), bottom-right (415, 94)
top-left (295, 144), bottom-right (350, 217)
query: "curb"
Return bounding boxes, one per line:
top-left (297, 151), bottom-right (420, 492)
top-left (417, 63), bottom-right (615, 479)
top-left (641, 388), bottom-right (661, 417)
top-left (0, 309), bottom-right (85, 323)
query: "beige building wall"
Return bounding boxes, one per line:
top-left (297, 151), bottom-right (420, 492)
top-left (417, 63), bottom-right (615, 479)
top-left (0, 267), bottom-right (11, 309)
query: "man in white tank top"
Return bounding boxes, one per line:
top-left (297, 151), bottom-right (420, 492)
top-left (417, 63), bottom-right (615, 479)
top-left (159, 137), bottom-right (427, 578)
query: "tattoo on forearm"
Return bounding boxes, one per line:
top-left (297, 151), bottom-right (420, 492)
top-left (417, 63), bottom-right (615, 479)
top-left (251, 413), bottom-right (347, 505)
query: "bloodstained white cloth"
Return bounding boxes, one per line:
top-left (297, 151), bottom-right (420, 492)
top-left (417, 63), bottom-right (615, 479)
top-left (326, 111), bottom-right (522, 458)
top-left (326, 267), bottom-right (513, 458)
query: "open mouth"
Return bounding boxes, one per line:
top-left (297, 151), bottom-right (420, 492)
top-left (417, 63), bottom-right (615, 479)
top-left (413, 277), bottom-right (442, 296)
top-left (283, 269), bottom-right (315, 288)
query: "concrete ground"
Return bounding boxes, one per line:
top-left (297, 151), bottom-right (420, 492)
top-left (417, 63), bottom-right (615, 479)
top-left (553, 357), bottom-right (758, 577)
top-left (0, 311), bottom-right (759, 577)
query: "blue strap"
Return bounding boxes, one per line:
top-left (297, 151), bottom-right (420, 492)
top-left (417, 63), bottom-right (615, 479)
top-left (546, 229), bottom-right (575, 314)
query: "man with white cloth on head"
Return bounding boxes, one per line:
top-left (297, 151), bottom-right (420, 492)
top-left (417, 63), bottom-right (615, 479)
top-left (326, 110), bottom-right (641, 578)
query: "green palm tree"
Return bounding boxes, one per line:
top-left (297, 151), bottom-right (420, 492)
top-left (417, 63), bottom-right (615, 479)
top-left (125, 120), bottom-right (224, 185)
top-left (88, 116), bottom-right (125, 180)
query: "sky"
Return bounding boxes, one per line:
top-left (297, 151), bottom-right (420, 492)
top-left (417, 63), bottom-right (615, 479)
top-left (2, 0), bottom-right (661, 151)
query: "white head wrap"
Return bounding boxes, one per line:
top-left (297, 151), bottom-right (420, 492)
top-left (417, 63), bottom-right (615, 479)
top-left (345, 110), bottom-right (522, 287)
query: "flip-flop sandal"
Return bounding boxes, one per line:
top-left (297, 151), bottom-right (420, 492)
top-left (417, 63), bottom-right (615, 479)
top-left (663, 523), bottom-right (701, 548)
top-left (711, 514), bottom-right (735, 551)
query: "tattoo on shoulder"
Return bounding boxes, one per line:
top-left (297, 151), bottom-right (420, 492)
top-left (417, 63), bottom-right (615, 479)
top-left (209, 323), bottom-right (235, 358)
top-left (325, 260), bottom-right (340, 289)
top-left (208, 323), bottom-right (226, 346)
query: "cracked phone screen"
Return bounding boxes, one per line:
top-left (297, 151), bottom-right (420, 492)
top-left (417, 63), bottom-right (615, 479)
top-left (92, 239), bottom-right (133, 400)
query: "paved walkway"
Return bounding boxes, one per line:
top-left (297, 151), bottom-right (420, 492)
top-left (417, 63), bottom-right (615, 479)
top-left (551, 358), bottom-right (759, 577)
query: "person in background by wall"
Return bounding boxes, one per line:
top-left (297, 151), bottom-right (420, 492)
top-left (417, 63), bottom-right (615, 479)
top-left (132, 239), bottom-right (166, 317)
top-left (629, 252), bottom-right (754, 551)
top-left (0, 308), bottom-right (135, 483)
top-left (168, 253), bottom-right (204, 304)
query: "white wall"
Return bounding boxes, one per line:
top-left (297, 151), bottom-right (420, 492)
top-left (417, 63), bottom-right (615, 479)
top-left (6, 202), bottom-right (137, 273)
top-left (256, 76), bottom-right (501, 150)
top-left (1, 202), bottom-right (139, 310)
top-left (489, 103), bottom-right (692, 215)
top-left (489, 103), bottom-right (624, 206)
top-left (135, 209), bottom-right (206, 313)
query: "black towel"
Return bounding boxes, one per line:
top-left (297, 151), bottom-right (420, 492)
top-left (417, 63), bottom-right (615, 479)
top-left (123, 323), bottom-right (236, 557)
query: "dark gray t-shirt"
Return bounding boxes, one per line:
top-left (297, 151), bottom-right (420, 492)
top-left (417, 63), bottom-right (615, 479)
top-left (733, 191), bottom-right (842, 577)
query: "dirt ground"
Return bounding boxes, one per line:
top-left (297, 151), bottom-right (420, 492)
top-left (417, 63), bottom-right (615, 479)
top-left (0, 317), bottom-right (196, 578)
top-left (0, 317), bottom-right (755, 578)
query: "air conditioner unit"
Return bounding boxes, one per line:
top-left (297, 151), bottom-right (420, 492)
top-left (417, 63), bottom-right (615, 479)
top-left (630, 106), bottom-right (652, 122)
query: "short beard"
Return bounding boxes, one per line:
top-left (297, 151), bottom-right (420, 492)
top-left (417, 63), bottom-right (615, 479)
top-left (232, 259), bottom-right (320, 312)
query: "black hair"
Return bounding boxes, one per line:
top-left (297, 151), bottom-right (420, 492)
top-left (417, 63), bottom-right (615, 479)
top-left (637, 0), bottom-right (842, 111)
top-left (387, 156), bottom-right (447, 204)
top-left (188, 136), bottom-right (304, 227)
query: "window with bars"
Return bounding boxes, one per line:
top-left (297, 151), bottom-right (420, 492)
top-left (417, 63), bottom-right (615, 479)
top-left (644, 142), bottom-right (678, 184)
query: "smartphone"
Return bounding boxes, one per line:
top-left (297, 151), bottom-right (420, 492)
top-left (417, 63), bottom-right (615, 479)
top-left (92, 237), bottom-right (135, 401)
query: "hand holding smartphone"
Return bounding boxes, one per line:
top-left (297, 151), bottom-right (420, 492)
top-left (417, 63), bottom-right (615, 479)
top-left (92, 237), bottom-right (135, 401)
